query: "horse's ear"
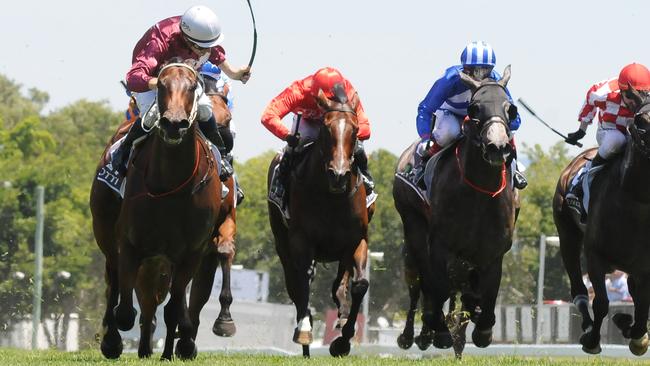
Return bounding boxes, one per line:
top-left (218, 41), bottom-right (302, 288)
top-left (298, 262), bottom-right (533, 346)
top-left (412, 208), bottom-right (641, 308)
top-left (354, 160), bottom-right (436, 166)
top-left (498, 65), bottom-right (511, 87)
top-left (626, 83), bottom-right (645, 110)
top-left (315, 89), bottom-right (334, 110)
top-left (350, 92), bottom-right (359, 110)
top-left (459, 70), bottom-right (482, 91)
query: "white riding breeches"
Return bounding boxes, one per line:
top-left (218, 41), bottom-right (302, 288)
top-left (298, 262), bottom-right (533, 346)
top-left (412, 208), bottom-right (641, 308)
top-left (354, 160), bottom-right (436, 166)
top-left (134, 82), bottom-right (213, 131)
top-left (596, 127), bottom-right (627, 159)
top-left (432, 109), bottom-right (462, 147)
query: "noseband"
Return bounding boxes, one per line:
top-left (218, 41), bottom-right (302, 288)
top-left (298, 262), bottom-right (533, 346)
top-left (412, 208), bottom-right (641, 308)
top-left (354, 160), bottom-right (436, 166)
top-left (154, 63), bottom-right (200, 129)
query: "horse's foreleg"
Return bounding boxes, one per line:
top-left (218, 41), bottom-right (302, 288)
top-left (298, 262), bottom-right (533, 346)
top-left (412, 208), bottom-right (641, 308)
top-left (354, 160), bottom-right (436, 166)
top-left (472, 259), bottom-right (503, 348)
top-left (114, 243), bottom-right (138, 332)
top-left (427, 241), bottom-right (452, 349)
top-left (580, 257), bottom-right (607, 355)
top-left (100, 257), bottom-right (122, 359)
top-left (214, 226), bottom-right (236, 337)
top-left (329, 238), bottom-right (368, 357)
top-left (134, 256), bottom-right (170, 358)
top-left (627, 275), bottom-right (650, 356)
top-left (188, 252), bottom-right (218, 340)
top-left (332, 263), bottom-right (351, 329)
top-left (280, 233), bottom-right (313, 348)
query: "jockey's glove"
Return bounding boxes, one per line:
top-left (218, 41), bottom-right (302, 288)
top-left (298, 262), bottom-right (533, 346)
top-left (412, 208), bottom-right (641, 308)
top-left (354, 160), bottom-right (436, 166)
top-left (565, 129), bottom-right (586, 145)
top-left (285, 134), bottom-right (299, 148)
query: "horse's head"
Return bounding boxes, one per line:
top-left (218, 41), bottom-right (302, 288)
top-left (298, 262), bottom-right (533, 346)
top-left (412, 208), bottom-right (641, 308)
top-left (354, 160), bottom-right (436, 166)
top-left (315, 87), bottom-right (359, 194)
top-left (156, 62), bottom-right (200, 145)
top-left (459, 65), bottom-right (516, 166)
top-left (628, 85), bottom-right (650, 158)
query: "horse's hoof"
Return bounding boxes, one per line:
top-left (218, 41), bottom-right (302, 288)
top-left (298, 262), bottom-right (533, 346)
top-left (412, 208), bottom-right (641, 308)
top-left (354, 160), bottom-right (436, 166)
top-left (414, 333), bottom-right (432, 350)
top-left (213, 319), bottom-right (236, 337)
top-left (138, 347), bottom-right (153, 359)
top-left (580, 333), bottom-right (602, 354)
top-left (433, 331), bottom-right (453, 349)
top-left (329, 336), bottom-right (351, 357)
top-left (292, 327), bottom-right (313, 345)
top-left (630, 334), bottom-right (649, 356)
top-left (612, 313), bottom-right (633, 337)
top-left (174, 338), bottom-right (198, 360)
top-left (113, 305), bottom-right (137, 331)
top-left (100, 335), bottom-right (123, 359)
top-left (471, 328), bottom-right (493, 348)
top-left (397, 333), bottom-right (414, 350)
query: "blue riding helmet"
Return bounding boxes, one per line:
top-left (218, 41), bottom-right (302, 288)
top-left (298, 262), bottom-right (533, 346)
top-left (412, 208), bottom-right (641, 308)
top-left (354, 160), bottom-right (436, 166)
top-left (460, 41), bottom-right (496, 67)
top-left (200, 61), bottom-right (222, 80)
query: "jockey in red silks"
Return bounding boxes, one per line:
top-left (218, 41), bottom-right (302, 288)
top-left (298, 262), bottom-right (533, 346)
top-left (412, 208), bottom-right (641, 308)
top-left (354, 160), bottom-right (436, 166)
top-left (112, 5), bottom-right (251, 182)
top-left (261, 67), bottom-right (376, 196)
top-left (567, 63), bottom-right (650, 168)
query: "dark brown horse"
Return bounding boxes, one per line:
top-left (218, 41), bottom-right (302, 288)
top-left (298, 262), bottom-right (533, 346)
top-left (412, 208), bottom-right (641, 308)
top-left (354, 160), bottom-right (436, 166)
top-left (554, 87), bottom-right (650, 356)
top-left (267, 90), bottom-right (370, 357)
top-left (425, 66), bottom-right (517, 351)
top-left (392, 141), bottom-right (435, 350)
top-left (90, 62), bottom-right (222, 360)
top-left (188, 87), bottom-right (238, 338)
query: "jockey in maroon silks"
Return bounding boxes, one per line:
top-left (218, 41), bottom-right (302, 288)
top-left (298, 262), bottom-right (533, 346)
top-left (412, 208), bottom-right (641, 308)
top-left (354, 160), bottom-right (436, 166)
top-left (112, 5), bottom-right (251, 182)
top-left (261, 67), bottom-right (376, 197)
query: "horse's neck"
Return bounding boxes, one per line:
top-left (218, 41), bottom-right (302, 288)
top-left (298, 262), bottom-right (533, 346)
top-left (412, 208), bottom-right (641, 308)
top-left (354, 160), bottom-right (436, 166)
top-left (460, 142), bottom-right (508, 191)
top-left (146, 130), bottom-right (198, 192)
top-left (621, 143), bottom-right (650, 202)
top-left (300, 141), bottom-right (330, 193)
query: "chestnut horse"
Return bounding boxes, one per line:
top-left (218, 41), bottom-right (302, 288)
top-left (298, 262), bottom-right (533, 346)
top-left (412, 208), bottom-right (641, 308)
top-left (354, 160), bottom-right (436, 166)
top-left (425, 66), bottom-right (517, 351)
top-left (267, 90), bottom-right (370, 357)
top-left (90, 62), bottom-right (221, 360)
top-left (553, 87), bottom-right (650, 356)
top-left (187, 85), bottom-right (238, 339)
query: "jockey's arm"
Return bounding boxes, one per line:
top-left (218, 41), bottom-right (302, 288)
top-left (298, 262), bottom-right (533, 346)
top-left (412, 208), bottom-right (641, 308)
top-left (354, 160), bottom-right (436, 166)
top-left (219, 60), bottom-right (251, 84)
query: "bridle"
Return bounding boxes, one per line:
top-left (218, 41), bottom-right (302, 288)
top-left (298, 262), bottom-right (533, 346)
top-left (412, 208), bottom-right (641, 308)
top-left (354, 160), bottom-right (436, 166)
top-left (154, 63), bottom-right (200, 131)
top-left (629, 99), bottom-right (650, 158)
top-left (463, 83), bottom-right (513, 159)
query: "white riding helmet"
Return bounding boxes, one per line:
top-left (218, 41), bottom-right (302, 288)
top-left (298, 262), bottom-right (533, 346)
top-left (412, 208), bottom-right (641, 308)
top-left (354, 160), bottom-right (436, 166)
top-left (180, 5), bottom-right (224, 48)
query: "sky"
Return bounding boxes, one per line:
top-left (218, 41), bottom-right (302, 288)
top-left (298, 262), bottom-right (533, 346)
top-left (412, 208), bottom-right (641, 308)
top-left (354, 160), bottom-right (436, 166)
top-left (2, 0), bottom-right (649, 162)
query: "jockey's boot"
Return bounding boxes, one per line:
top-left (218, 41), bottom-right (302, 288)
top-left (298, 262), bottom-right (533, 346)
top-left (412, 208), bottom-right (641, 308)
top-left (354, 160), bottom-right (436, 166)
top-left (590, 153), bottom-right (607, 170)
top-left (225, 154), bottom-right (245, 205)
top-left (111, 118), bottom-right (147, 176)
top-left (199, 116), bottom-right (232, 182)
top-left (414, 141), bottom-right (442, 190)
top-left (353, 143), bottom-right (376, 196)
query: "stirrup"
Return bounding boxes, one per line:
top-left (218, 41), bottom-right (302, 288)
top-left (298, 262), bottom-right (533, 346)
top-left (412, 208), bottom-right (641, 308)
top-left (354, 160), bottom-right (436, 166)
top-left (219, 158), bottom-right (234, 182)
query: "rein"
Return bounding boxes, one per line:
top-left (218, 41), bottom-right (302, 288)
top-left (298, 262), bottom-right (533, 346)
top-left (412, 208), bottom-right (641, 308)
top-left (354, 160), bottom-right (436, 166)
top-left (455, 142), bottom-right (507, 197)
top-left (129, 139), bottom-right (214, 200)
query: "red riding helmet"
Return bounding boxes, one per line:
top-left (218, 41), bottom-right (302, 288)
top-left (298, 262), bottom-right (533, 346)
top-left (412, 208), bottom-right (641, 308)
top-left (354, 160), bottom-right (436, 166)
top-left (618, 63), bottom-right (650, 91)
top-left (310, 67), bottom-right (344, 99)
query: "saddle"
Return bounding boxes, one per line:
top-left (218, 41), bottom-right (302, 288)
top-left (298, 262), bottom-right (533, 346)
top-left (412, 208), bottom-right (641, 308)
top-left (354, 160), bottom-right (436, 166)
top-left (565, 159), bottom-right (605, 225)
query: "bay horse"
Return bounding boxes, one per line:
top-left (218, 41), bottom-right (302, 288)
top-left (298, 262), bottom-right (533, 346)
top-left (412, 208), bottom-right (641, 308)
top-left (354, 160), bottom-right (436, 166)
top-left (90, 62), bottom-right (222, 360)
top-left (425, 66), bottom-right (517, 351)
top-left (267, 90), bottom-right (370, 357)
top-left (188, 84), bottom-right (238, 338)
top-left (553, 86), bottom-right (650, 356)
top-left (392, 141), bottom-right (435, 351)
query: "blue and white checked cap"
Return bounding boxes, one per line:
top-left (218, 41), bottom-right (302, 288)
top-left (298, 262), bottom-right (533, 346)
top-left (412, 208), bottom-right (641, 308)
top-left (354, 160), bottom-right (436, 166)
top-left (460, 41), bottom-right (496, 67)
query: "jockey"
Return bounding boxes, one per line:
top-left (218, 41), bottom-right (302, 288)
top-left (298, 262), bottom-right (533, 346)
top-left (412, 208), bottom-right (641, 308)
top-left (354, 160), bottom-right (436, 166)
top-left (260, 67), bottom-right (376, 197)
top-left (414, 41), bottom-right (527, 189)
top-left (566, 63), bottom-right (650, 168)
top-left (112, 5), bottom-right (251, 181)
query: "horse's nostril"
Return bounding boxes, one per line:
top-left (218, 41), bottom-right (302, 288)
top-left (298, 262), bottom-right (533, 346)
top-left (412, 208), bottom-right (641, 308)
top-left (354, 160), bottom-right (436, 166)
top-left (178, 120), bottom-right (190, 130)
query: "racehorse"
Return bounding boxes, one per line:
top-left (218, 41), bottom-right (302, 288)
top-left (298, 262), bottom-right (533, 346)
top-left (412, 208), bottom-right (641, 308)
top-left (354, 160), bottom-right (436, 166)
top-left (90, 61), bottom-right (222, 360)
top-left (267, 90), bottom-right (371, 357)
top-left (392, 141), bottom-right (435, 351)
top-left (553, 86), bottom-right (650, 356)
top-left (425, 66), bottom-right (517, 352)
top-left (187, 84), bottom-right (238, 339)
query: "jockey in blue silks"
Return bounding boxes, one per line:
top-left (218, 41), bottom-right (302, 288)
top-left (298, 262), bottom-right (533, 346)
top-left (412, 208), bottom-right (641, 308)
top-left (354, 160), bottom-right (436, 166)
top-left (414, 41), bottom-right (527, 189)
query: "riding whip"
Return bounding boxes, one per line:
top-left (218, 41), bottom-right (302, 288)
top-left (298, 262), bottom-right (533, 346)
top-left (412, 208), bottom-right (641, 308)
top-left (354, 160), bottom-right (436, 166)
top-left (517, 98), bottom-right (583, 148)
top-left (245, 0), bottom-right (258, 68)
